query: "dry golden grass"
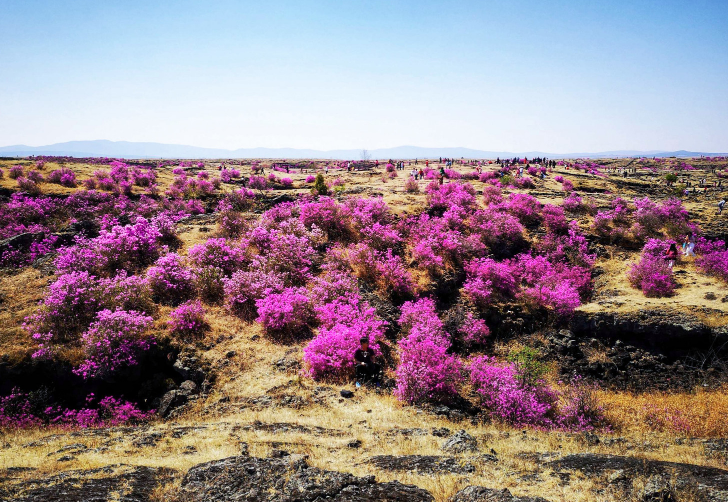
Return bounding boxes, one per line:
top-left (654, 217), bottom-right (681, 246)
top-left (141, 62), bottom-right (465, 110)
top-left (600, 386), bottom-right (728, 437)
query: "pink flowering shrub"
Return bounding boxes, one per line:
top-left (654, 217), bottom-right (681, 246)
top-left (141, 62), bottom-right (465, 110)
top-left (394, 299), bottom-right (462, 404)
top-left (304, 292), bottom-right (387, 380)
top-left (26, 271), bottom-right (103, 342)
top-left (249, 175), bottom-right (267, 190)
top-left (256, 287), bottom-right (314, 339)
top-left (461, 312), bottom-right (490, 346)
top-left (26, 170), bottom-right (44, 183)
top-left (426, 182), bottom-right (478, 214)
top-left (470, 208), bottom-right (526, 257)
top-left (541, 204), bottom-right (569, 234)
top-left (48, 168), bottom-right (77, 187)
top-left (404, 177), bottom-right (419, 193)
top-left (168, 300), bottom-right (208, 340)
top-left (504, 193), bottom-right (542, 226)
top-left (463, 258), bottom-right (517, 307)
top-left (248, 222), bottom-right (319, 284)
top-left (9, 165), bottom-right (24, 179)
top-left (146, 253), bottom-right (195, 305)
top-left (305, 175), bottom-right (316, 183)
top-left (188, 238), bottom-right (247, 276)
top-left (0, 390), bottom-right (154, 428)
top-left (470, 357), bottom-right (606, 430)
top-left (482, 185), bottom-right (503, 205)
top-left (470, 356), bottom-right (556, 426)
top-left (299, 197), bottom-right (352, 240)
top-left (224, 268), bottom-right (284, 319)
top-left (695, 238), bottom-right (728, 283)
top-left (394, 300), bottom-right (463, 403)
top-left (303, 267), bottom-right (387, 379)
top-left (348, 243), bottom-right (415, 297)
top-left (561, 179), bottom-right (574, 192)
top-left (16, 177), bottom-right (42, 195)
top-left (627, 253), bottom-right (675, 297)
top-left (74, 309), bottom-right (155, 379)
top-left (562, 192), bottom-right (583, 212)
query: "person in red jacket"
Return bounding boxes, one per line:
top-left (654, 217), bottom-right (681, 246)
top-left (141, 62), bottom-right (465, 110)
top-left (664, 243), bottom-right (678, 269)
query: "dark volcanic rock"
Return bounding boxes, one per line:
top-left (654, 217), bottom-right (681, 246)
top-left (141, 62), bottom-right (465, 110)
top-left (178, 454), bottom-right (434, 501)
top-left (569, 309), bottom-right (728, 360)
top-left (0, 464), bottom-right (176, 502)
top-left (547, 453), bottom-right (728, 501)
top-left (367, 455), bottom-right (475, 474)
top-left (450, 486), bottom-right (552, 502)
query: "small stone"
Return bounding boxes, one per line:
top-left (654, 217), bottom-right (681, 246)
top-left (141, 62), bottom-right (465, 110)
top-left (642, 475), bottom-right (674, 501)
top-left (583, 432), bottom-right (600, 446)
top-left (431, 427), bottom-right (451, 437)
top-left (347, 439), bottom-right (362, 448)
top-left (705, 292), bottom-right (717, 300)
top-left (179, 380), bottom-right (199, 395)
top-left (442, 430), bottom-right (479, 454)
top-left (57, 455), bottom-right (75, 462)
top-left (225, 350), bottom-right (236, 358)
top-left (340, 389), bottom-right (354, 398)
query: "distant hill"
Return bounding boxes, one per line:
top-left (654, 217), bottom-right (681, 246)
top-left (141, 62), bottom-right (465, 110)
top-left (0, 140), bottom-right (724, 160)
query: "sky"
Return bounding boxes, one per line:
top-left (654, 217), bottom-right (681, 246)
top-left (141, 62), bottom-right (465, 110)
top-left (1, 0), bottom-right (727, 153)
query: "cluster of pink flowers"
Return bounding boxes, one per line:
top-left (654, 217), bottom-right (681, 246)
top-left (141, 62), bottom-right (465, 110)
top-left (627, 241), bottom-right (676, 297)
top-left (48, 168), bottom-right (77, 187)
top-left (303, 270), bottom-right (387, 379)
top-left (593, 196), bottom-right (693, 243)
top-left (74, 309), bottom-right (155, 379)
top-left (256, 287), bottom-right (314, 339)
top-left (469, 357), bottom-right (605, 430)
top-left (168, 300), bottom-right (208, 340)
top-left (695, 238), bottom-right (728, 283)
top-left (0, 390), bottom-right (154, 429)
top-left (394, 298), bottom-right (463, 404)
top-left (146, 253), bottom-right (195, 304)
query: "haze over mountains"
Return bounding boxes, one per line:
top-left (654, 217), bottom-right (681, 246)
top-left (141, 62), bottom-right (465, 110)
top-left (0, 140), bottom-right (724, 160)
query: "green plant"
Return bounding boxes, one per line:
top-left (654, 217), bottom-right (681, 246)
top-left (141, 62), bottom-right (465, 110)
top-left (507, 346), bottom-right (549, 387)
top-left (313, 173), bottom-right (329, 196)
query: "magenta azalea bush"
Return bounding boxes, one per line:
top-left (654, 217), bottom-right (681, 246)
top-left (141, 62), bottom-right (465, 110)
top-left (146, 253), bottom-right (195, 304)
top-left (256, 287), bottom-right (314, 339)
top-left (0, 390), bottom-right (154, 429)
top-left (74, 309), bottom-right (155, 379)
top-left (469, 357), bottom-right (606, 430)
top-left (168, 300), bottom-right (208, 340)
top-left (394, 299), bottom-right (463, 404)
top-left (627, 242), bottom-right (676, 297)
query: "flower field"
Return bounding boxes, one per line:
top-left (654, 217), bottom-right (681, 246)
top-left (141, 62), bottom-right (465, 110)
top-left (1, 155), bottom-right (728, 500)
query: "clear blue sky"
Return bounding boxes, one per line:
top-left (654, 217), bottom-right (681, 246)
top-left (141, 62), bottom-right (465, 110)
top-left (1, 0), bottom-right (726, 152)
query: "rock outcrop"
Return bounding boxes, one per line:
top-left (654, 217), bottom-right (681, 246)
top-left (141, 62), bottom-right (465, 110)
top-left (178, 454), bottom-right (435, 501)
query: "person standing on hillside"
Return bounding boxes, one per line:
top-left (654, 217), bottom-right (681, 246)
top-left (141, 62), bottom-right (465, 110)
top-left (719, 199), bottom-right (726, 214)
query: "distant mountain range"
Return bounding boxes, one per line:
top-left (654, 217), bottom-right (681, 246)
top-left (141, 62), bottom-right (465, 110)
top-left (0, 140), bottom-right (724, 160)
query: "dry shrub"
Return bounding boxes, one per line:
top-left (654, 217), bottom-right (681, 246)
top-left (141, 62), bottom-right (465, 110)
top-left (599, 386), bottom-right (728, 437)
